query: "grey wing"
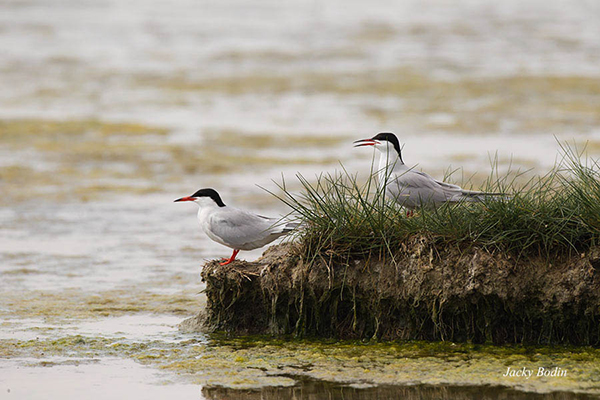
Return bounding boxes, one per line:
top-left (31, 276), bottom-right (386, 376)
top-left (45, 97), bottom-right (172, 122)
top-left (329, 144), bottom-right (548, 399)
top-left (207, 209), bottom-right (283, 250)
top-left (411, 171), bottom-right (503, 199)
top-left (396, 170), bottom-right (500, 203)
top-left (391, 170), bottom-right (465, 206)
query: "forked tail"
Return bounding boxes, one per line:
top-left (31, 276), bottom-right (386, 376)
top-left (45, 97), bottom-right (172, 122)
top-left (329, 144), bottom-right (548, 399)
top-left (460, 189), bottom-right (512, 202)
top-left (281, 220), bottom-right (301, 233)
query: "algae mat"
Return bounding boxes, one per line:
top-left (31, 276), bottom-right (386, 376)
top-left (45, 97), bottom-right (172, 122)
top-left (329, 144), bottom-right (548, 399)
top-left (3, 332), bottom-right (600, 396)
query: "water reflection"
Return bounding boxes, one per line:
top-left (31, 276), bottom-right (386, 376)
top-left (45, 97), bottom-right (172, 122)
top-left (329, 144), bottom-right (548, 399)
top-left (203, 380), bottom-right (598, 400)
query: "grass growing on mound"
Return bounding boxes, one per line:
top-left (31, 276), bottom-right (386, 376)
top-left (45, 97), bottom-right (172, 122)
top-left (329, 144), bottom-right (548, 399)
top-left (270, 142), bottom-right (600, 261)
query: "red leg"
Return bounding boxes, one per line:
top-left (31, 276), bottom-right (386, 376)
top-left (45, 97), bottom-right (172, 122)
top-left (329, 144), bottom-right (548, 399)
top-left (219, 249), bottom-right (240, 265)
top-left (406, 210), bottom-right (414, 217)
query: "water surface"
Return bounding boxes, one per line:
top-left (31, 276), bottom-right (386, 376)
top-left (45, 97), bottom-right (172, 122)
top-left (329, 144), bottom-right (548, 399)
top-left (1, 0), bottom-right (600, 398)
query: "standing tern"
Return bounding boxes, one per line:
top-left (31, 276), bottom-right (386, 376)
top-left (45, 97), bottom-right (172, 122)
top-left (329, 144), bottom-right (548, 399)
top-left (175, 188), bottom-right (297, 265)
top-left (354, 132), bottom-right (504, 210)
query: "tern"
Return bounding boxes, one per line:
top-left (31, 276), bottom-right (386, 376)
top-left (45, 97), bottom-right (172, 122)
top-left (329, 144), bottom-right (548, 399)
top-left (175, 188), bottom-right (297, 265)
top-left (353, 132), bottom-right (504, 210)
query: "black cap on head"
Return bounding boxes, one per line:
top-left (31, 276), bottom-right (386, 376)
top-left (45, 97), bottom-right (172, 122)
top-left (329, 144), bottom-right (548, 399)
top-left (191, 188), bottom-right (226, 207)
top-left (372, 132), bottom-right (402, 161)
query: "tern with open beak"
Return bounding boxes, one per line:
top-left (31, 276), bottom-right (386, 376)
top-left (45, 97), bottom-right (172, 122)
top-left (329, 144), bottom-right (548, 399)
top-left (175, 188), bottom-right (298, 265)
top-left (354, 132), bottom-right (505, 210)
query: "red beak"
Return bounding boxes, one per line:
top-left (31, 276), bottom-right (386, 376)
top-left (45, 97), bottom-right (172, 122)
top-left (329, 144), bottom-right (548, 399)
top-left (174, 196), bottom-right (196, 202)
top-left (353, 138), bottom-right (378, 147)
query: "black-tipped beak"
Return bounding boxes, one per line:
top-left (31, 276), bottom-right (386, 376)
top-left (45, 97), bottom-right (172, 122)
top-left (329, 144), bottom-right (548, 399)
top-left (353, 138), bottom-right (378, 147)
top-left (174, 196), bottom-right (196, 202)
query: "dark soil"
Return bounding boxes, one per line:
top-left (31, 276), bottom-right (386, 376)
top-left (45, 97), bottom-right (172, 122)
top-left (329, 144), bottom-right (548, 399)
top-left (191, 238), bottom-right (600, 345)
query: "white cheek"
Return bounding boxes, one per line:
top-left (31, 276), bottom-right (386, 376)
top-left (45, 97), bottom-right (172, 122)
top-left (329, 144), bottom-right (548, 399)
top-left (196, 198), bottom-right (216, 207)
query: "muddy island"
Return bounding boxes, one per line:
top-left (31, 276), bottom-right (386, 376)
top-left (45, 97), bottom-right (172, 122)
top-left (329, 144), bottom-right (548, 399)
top-left (185, 238), bottom-right (600, 345)
top-left (183, 147), bottom-right (600, 345)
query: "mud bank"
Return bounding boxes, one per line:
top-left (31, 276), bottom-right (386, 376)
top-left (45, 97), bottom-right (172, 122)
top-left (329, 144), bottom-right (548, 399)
top-left (192, 239), bottom-right (600, 345)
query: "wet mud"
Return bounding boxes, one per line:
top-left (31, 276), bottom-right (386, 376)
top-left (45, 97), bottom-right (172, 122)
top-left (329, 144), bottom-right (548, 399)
top-left (197, 240), bottom-right (600, 345)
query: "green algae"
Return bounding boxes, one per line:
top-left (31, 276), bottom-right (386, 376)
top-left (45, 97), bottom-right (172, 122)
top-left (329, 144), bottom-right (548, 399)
top-left (139, 337), bottom-right (600, 393)
top-left (0, 288), bottom-right (201, 321)
top-left (0, 119), bottom-right (169, 142)
top-left (204, 129), bottom-right (347, 150)
top-left (168, 145), bottom-right (337, 176)
top-left (2, 332), bottom-right (600, 394)
top-left (0, 118), bottom-right (341, 204)
top-left (1, 263), bottom-right (598, 394)
top-left (134, 71), bottom-right (600, 135)
top-left (0, 119), bottom-right (170, 203)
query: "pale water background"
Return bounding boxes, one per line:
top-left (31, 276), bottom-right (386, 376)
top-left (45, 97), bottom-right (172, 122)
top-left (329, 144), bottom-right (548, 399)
top-left (1, 0), bottom-right (600, 398)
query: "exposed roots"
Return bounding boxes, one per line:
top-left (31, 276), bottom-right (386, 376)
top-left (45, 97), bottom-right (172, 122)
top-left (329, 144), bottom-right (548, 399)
top-left (195, 239), bottom-right (600, 345)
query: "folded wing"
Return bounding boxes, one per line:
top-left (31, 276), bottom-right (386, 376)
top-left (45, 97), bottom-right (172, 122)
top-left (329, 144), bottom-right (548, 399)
top-left (388, 169), bottom-right (504, 208)
top-left (207, 208), bottom-right (294, 250)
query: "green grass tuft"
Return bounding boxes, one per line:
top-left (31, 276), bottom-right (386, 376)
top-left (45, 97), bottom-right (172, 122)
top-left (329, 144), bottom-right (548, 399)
top-left (269, 142), bottom-right (600, 261)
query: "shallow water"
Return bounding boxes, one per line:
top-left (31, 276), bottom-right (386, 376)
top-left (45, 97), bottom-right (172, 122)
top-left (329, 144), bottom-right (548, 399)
top-left (1, 0), bottom-right (600, 398)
